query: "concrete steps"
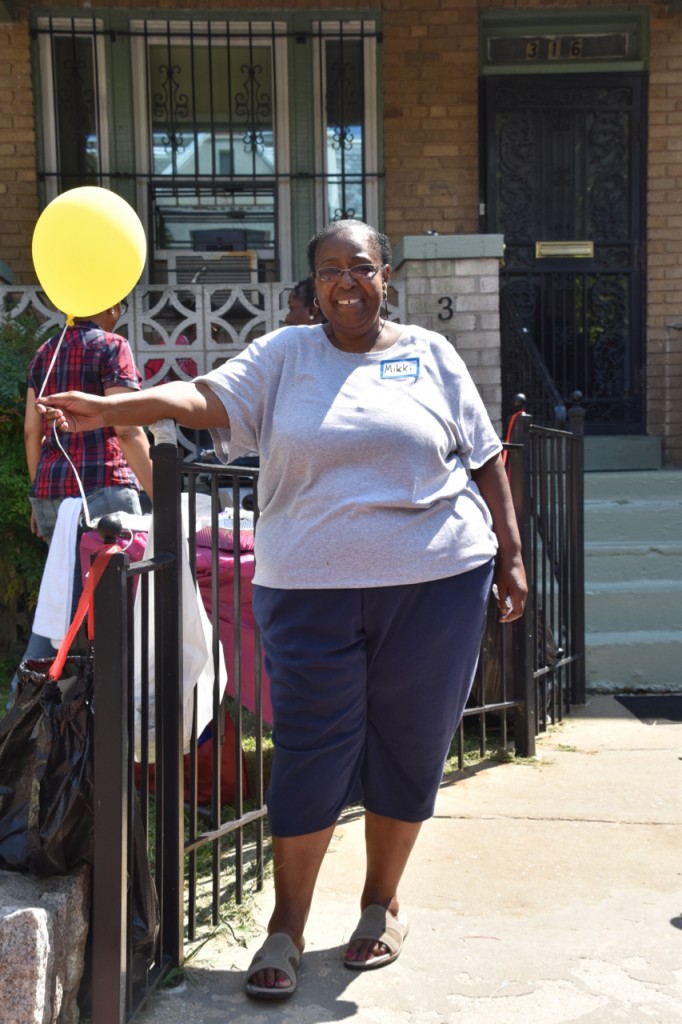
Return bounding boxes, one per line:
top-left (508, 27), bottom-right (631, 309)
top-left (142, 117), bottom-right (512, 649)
top-left (584, 470), bottom-right (682, 693)
top-left (584, 435), bottom-right (663, 472)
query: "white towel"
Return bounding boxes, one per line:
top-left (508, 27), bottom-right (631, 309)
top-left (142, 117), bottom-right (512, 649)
top-left (32, 497), bottom-right (83, 645)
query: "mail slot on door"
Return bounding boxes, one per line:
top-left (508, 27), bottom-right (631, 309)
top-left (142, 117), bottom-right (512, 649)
top-left (535, 241), bottom-right (594, 259)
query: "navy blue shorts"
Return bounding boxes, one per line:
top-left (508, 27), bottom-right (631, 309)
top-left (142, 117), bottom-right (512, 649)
top-left (252, 560), bottom-right (494, 837)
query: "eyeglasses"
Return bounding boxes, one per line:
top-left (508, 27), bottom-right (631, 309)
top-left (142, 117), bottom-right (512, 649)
top-left (314, 264), bottom-right (384, 283)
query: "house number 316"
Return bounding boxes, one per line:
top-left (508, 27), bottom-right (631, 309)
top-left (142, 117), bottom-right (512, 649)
top-left (438, 297), bottom-right (454, 321)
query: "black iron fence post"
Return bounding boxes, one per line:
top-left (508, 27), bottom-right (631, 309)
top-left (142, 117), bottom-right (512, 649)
top-left (150, 438), bottom-right (185, 971)
top-left (92, 551), bottom-right (131, 1024)
top-left (567, 393), bottom-right (586, 705)
top-left (507, 411), bottom-right (536, 757)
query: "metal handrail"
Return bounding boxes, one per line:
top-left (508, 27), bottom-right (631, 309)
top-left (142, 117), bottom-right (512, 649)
top-left (500, 290), bottom-right (567, 428)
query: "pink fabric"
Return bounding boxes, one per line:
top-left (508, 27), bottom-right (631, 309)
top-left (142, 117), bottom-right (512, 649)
top-left (80, 529), bottom-right (272, 725)
top-left (144, 333), bottom-right (198, 382)
top-left (79, 530), bottom-right (148, 586)
top-left (194, 546), bottom-right (272, 725)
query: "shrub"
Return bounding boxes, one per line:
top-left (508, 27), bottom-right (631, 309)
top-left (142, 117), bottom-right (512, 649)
top-left (0, 312), bottom-right (50, 660)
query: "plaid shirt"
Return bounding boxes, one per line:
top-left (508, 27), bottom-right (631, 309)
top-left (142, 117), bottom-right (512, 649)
top-left (28, 319), bottom-right (142, 499)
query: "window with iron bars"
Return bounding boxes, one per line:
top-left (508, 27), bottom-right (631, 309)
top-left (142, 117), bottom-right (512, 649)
top-left (33, 14), bottom-right (382, 282)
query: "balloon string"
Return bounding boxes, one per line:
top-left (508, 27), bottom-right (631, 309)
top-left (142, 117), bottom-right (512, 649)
top-left (38, 315), bottom-right (92, 526)
top-left (36, 318), bottom-right (71, 402)
top-left (51, 422), bottom-right (92, 528)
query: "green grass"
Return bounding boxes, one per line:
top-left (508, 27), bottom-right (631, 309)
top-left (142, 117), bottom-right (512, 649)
top-left (442, 718), bottom-right (518, 776)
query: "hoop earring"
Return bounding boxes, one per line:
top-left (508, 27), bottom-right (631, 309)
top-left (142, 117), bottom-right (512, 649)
top-left (313, 296), bottom-right (320, 309)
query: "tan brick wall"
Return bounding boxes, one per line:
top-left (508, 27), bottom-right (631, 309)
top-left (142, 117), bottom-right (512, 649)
top-left (383, 1), bottom-right (479, 243)
top-left (0, 16), bottom-right (38, 283)
top-left (648, 4), bottom-right (682, 466)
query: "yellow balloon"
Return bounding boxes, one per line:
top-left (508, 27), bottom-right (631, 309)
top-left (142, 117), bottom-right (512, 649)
top-left (31, 186), bottom-right (147, 318)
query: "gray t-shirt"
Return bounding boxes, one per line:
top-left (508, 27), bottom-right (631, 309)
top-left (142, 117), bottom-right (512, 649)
top-left (197, 323), bottom-right (501, 588)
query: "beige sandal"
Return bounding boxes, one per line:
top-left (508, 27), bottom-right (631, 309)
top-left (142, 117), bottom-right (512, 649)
top-left (343, 904), bottom-right (409, 971)
top-left (245, 932), bottom-right (301, 999)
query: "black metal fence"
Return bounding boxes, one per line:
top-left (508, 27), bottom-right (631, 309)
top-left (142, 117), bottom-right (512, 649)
top-left (86, 409), bottom-right (584, 1020)
top-left (509, 402), bottom-right (586, 731)
top-left (88, 443), bottom-right (267, 1022)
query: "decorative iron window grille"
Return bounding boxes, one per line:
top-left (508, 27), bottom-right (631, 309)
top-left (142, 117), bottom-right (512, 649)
top-left (32, 16), bottom-right (383, 279)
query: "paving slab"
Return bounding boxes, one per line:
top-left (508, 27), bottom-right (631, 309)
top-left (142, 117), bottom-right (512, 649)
top-left (138, 696), bottom-right (682, 1024)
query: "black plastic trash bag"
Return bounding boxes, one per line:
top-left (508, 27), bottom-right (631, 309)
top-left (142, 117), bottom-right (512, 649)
top-left (0, 653), bottom-right (159, 954)
top-left (0, 653), bottom-right (95, 876)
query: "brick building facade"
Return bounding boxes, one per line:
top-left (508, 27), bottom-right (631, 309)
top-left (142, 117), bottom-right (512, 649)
top-left (0, 0), bottom-right (680, 462)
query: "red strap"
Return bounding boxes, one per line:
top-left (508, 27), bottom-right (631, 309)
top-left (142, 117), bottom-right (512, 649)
top-left (502, 409), bottom-right (524, 471)
top-left (49, 544), bottom-right (120, 681)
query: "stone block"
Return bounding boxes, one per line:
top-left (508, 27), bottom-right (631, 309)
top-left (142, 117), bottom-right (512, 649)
top-left (404, 276), bottom-right (428, 295)
top-left (450, 313), bottom-right (476, 333)
top-left (457, 347), bottom-right (481, 365)
top-left (479, 312), bottom-right (500, 331)
top-left (429, 275), bottom-right (475, 295)
top-left (454, 257), bottom-right (498, 277)
top-left (454, 293), bottom-right (500, 313)
top-left (404, 294), bottom-right (432, 315)
top-left (478, 274), bottom-right (500, 294)
top-left (0, 907), bottom-right (51, 1023)
top-left (0, 867), bottom-right (90, 1024)
top-left (472, 366), bottom-right (502, 385)
top-left (476, 333), bottom-right (503, 353)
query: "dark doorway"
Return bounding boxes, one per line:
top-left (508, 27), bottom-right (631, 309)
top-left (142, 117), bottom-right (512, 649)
top-left (482, 73), bottom-right (647, 433)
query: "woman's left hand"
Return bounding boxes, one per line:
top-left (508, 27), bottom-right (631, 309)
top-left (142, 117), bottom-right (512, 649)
top-left (494, 551), bottom-right (528, 622)
top-left (471, 453), bottom-right (528, 623)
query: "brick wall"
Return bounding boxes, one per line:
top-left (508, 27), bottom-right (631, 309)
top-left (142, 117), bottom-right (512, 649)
top-left (648, 3), bottom-right (682, 466)
top-left (382, 1), bottom-right (480, 243)
top-left (0, 16), bottom-right (38, 283)
top-left (1, 0), bottom-right (681, 461)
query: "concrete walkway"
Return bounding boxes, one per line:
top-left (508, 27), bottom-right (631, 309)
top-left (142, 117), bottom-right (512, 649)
top-left (139, 696), bottom-right (682, 1024)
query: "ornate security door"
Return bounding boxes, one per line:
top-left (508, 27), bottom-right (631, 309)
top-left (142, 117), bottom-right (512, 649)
top-left (483, 73), bottom-right (647, 432)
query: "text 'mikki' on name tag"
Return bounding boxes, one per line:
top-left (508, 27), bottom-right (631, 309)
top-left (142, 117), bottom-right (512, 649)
top-left (380, 357), bottom-right (420, 380)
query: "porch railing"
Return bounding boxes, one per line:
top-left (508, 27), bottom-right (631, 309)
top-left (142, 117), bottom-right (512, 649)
top-left (500, 289), bottom-right (570, 429)
top-left (508, 400), bottom-right (586, 727)
top-left (85, 396), bottom-right (583, 1020)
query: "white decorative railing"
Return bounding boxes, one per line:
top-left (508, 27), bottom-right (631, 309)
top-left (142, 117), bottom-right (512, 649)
top-left (1, 280), bottom-right (407, 459)
top-left (0, 280), bottom-right (407, 385)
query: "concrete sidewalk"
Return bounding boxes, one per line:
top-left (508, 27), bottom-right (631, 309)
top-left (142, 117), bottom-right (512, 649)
top-left (139, 696), bottom-right (682, 1024)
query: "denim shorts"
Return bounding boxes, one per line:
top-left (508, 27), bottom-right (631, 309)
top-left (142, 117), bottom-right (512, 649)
top-left (253, 560), bottom-right (494, 837)
top-left (30, 485), bottom-right (142, 543)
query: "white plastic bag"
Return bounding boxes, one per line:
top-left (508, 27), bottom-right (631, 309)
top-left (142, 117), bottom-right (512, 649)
top-left (133, 494), bottom-right (227, 760)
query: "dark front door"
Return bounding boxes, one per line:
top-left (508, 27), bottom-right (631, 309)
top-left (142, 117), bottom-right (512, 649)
top-left (483, 73), bottom-right (647, 433)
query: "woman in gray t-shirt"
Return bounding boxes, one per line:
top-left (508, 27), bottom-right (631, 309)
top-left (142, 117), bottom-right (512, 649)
top-left (39, 218), bottom-right (527, 1002)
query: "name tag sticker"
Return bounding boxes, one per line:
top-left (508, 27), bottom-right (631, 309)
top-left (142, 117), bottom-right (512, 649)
top-left (380, 357), bottom-right (420, 380)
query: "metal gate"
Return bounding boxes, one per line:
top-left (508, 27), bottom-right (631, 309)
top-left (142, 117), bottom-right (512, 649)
top-left (483, 73), bottom-right (647, 433)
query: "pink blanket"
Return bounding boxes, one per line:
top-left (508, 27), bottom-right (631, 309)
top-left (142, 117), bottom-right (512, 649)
top-left (194, 545), bottom-right (272, 724)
